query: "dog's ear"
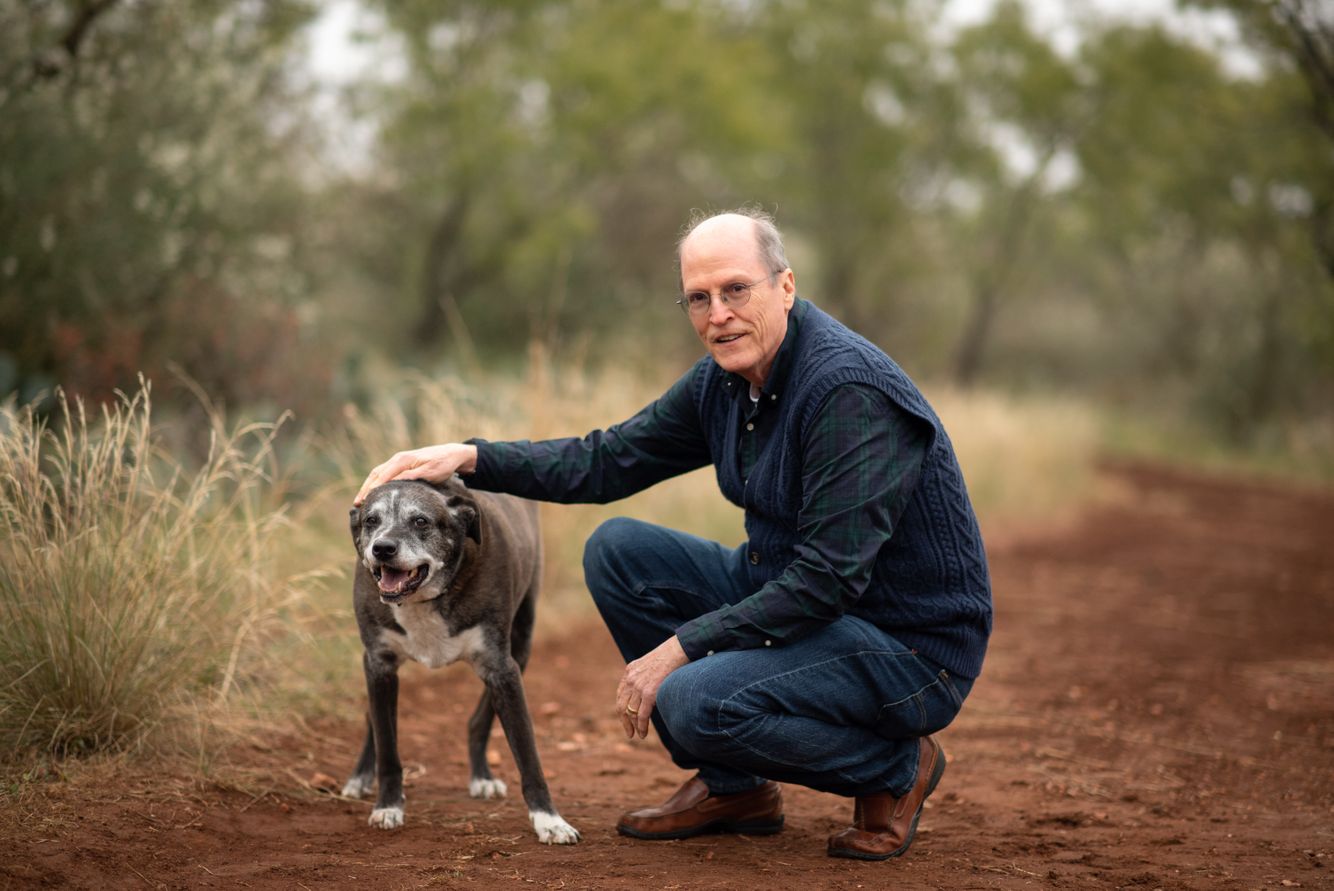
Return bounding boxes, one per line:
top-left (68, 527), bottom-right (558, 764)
top-left (463, 505), bottom-right (481, 545)
top-left (447, 494), bottom-right (482, 546)
top-left (348, 504), bottom-right (362, 546)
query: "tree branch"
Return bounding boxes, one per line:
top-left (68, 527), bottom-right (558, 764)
top-left (29, 0), bottom-right (122, 82)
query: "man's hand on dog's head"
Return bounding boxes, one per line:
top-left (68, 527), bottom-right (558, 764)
top-left (355, 443), bottom-right (479, 506)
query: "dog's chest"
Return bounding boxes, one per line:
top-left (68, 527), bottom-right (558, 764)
top-left (380, 604), bottom-right (485, 669)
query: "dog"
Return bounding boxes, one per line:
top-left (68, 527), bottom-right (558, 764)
top-left (342, 477), bottom-right (579, 844)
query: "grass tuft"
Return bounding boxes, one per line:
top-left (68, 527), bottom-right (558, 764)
top-left (0, 381), bottom-right (290, 757)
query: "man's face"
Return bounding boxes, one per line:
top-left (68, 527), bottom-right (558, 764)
top-left (679, 218), bottom-right (796, 389)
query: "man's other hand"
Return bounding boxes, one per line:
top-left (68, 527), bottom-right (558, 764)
top-left (616, 636), bottom-right (689, 739)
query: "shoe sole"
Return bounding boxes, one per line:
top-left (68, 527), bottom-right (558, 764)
top-left (828, 741), bottom-right (947, 862)
top-left (617, 816), bottom-right (785, 841)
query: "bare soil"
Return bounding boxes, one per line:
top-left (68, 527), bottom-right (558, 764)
top-left (4, 461), bottom-right (1333, 889)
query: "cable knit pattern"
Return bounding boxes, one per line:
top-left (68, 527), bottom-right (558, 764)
top-left (694, 300), bottom-right (992, 678)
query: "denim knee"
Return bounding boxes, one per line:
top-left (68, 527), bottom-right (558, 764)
top-left (582, 517), bottom-right (640, 605)
top-left (656, 665), bottom-right (721, 758)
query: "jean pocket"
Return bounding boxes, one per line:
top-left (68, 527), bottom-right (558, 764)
top-left (875, 670), bottom-right (965, 739)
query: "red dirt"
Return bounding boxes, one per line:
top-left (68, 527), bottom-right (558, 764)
top-left (4, 461), bottom-right (1333, 889)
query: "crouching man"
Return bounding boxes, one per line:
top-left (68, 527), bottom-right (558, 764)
top-left (356, 208), bottom-right (992, 860)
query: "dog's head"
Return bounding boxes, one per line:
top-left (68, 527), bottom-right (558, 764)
top-left (348, 479), bottom-right (481, 606)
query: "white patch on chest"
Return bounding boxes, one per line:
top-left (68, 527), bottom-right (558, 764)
top-left (379, 604), bottom-right (486, 669)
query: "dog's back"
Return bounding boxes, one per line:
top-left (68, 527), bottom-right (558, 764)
top-left (470, 488), bottom-right (541, 605)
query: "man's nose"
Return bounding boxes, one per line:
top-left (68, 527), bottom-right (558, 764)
top-left (706, 295), bottom-right (734, 326)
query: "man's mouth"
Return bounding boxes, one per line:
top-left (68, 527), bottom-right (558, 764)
top-left (714, 333), bottom-right (745, 345)
top-left (374, 564), bottom-right (429, 601)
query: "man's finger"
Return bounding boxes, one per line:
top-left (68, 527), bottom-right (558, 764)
top-left (633, 689), bottom-right (656, 738)
top-left (615, 675), bottom-right (635, 737)
top-left (355, 455), bottom-right (413, 504)
top-left (355, 469), bottom-right (386, 505)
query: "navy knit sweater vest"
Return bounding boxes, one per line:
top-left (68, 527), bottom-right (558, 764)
top-left (694, 299), bottom-right (992, 679)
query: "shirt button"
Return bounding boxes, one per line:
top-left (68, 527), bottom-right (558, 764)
top-left (749, 551), bottom-right (760, 565)
top-left (745, 422), bottom-right (754, 432)
top-left (764, 639), bottom-right (772, 647)
top-left (706, 650), bottom-right (715, 657)
top-left (770, 394), bottom-right (777, 401)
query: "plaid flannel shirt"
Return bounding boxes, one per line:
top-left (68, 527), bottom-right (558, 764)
top-left (469, 316), bottom-right (930, 659)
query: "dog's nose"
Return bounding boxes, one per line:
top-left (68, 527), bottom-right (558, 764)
top-left (372, 541), bottom-right (398, 560)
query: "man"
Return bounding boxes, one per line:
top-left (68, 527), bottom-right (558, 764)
top-left (355, 209), bottom-right (991, 860)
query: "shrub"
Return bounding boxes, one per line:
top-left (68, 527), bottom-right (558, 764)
top-left (0, 382), bottom-right (287, 756)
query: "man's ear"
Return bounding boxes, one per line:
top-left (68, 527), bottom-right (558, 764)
top-left (348, 505), bottom-right (362, 547)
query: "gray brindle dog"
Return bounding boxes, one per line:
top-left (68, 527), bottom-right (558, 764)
top-left (344, 477), bottom-right (580, 844)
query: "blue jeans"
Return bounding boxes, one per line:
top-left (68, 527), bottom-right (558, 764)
top-left (583, 517), bottom-right (972, 799)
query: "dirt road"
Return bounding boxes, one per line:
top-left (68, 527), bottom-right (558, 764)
top-left (4, 462), bottom-right (1333, 889)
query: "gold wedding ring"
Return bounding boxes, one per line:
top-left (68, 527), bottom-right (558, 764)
top-left (625, 706), bottom-right (639, 716)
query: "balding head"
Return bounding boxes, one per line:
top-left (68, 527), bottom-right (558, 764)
top-left (677, 209), bottom-right (790, 289)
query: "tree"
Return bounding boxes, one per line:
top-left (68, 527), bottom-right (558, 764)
top-left (0, 0), bottom-right (327, 413)
top-left (1073, 22), bottom-right (1333, 433)
top-left (360, 0), bottom-right (780, 364)
top-left (1185, 0), bottom-right (1334, 278)
top-left (948, 0), bottom-right (1086, 386)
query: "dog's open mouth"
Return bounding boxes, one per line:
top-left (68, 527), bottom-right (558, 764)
top-left (374, 564), bottom-right (429, 601)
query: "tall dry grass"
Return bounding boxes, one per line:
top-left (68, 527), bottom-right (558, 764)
top-left (927, 386), bottom-right (1100, 527)
top-left (0, 383), bottom-right (293, 757)
top-left (0, 350), bottom-right (1103, 762)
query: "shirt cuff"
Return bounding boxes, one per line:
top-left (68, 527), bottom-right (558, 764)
top-left (675, 612), bottom-right (730, 660)
top-left (463, 438), bottom-right (499, 487)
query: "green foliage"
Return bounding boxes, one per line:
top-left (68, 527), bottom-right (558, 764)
top-left (0, 0), bottom-right (331, 416)
top-left (2, 0), bottom-right (1331, 451)
top-left (0, 383), bottom-right (289, 755)
top-left (1070, 21), bottom-right (1334, 434)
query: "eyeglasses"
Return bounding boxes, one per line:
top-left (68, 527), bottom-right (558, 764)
top-left (676, 275), bottom-right (773, 316)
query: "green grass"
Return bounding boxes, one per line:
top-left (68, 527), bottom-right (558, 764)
top-left (0, 383), bottom-right (291, 757)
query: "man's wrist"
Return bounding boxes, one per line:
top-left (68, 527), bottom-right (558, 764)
top-left (674, 620), bottom-right (719, 661)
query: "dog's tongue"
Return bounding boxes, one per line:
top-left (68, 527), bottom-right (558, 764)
top-left (378, 567), bottom-right (413, 594)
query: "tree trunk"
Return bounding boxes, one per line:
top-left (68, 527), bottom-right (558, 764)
top-left (415, 196), bottom-right (471, 348)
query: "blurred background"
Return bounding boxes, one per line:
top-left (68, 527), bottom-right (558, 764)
top-left (3, 0), bottom-right (1331, 464)
top-left (1, 0), bottom-right (1332, 757)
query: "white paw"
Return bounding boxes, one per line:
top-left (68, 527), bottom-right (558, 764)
top-left (469, 777), bottom-right (508, 800)
top-left (530, 811), bottom-right (580, 845)
top-left (368, 806), bottom-right (404, 829)
top-left (341, 776), bottom-right (372, 799)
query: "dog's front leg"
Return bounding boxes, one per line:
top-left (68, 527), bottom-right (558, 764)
top-left (363, 649), bottom-right (406, 829)
top-left (341, 715), bottom-right (376, 799)
top-left (478, 655), bottom-right (580, 844)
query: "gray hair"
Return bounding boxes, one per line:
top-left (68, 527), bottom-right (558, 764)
top-left (676, 207), bottom-right (791, 289)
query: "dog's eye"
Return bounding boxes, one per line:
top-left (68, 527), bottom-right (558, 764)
top-left (364, 515), bottom-right (380, 528)
top-left (413, 516), bottom-right (429, 529)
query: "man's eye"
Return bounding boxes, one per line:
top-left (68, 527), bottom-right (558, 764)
top-left (723, 282), bottom-right (749, 296)
top-left (685, 292), bottom-right (709, 305)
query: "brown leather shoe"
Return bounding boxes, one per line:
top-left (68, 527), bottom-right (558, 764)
top-left (827, 736), bottom-right (946, 861)
top-left (616, 776), bottom-right (784, 840)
